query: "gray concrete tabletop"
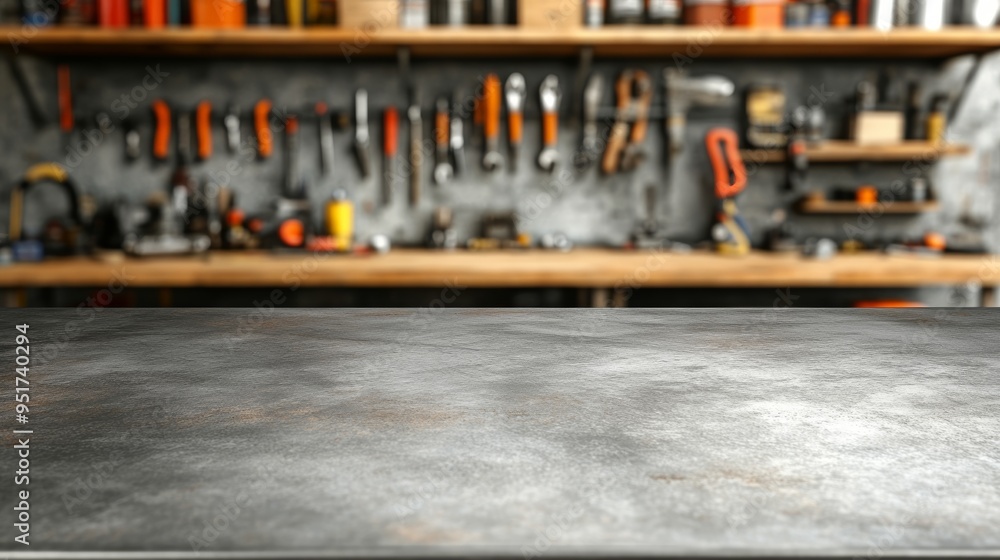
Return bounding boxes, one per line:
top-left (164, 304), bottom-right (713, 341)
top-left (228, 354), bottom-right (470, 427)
top-left (1, 309), bottom-right (998, 559)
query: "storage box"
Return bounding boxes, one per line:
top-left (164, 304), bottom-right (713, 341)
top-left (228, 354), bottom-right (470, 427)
top-left (518, 0), bottom-right (581, 29)
top-left (339, 0), bottom-right (399, 29)
top-left (851, 112), bottom-right (905, 145)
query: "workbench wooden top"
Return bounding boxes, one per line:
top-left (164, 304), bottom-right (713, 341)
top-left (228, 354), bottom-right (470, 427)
top-left (0, 249), bottom-right (996, 288)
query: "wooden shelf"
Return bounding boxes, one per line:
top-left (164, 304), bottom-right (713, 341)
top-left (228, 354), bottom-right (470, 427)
top-left (742, 140), bottom-right (972, 164)
top-left (6, 27), bottom-right (1000, 58)
top-left (0, 249), bottom-right (994, 288)
top-left (797, 196), bottom-right (939, 214)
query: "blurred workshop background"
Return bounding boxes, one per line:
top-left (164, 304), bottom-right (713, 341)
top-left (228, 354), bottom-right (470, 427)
top-left (1, 0), bottom-right (999, 308)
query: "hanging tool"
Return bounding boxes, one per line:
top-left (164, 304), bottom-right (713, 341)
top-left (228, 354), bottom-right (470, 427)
top-left (408, 89), bottom-right (423, 206)
top-left (434, 97), bottom-right (454, 184)
top-left (602, 70), bottom-right (653, 174)
top-left (224, 104), bottom-right (240, 154)
top-left (450, 93), bottom-right (466, 177)
top-left (57, 64), bottom-right (73, 135)
top-left (706, 128), bottom-right (750, 256)
top-left (482, 74), bottom-right (503, 172)
top-left (151, 99), bottom-right (171, 161)
top-left (664, 69), bottom-right (735, 155)
top-left (575, 73), bottom-right (603, 171)
top-left (196, 100), bottom-right (213, 161)
top-left (254, 98), bottom-right (273, 159)
top-left (284, 115), bottom-right (304, 198)
top-left (316, 102), bottom-right (335, 175)
top-left (786, 107), bottom-right (809, 193)
top-left (383, 106), bottom-right (399, 206)
top-left (620, 71), bottom-right (652, 171)
top-left (354, 89), bottom-right (372, 179)
top-left (537, 75), bottom-right (561, 173)
top-left (124, 119), bottom-right (141, 161)
top-left (505, 73), bottom-right (525, 173)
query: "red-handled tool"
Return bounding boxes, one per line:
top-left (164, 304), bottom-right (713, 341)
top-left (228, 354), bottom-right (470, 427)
top-left (383, 106), bottom-right (399, 206)
top-left (151, 99), bottom-right (171, 161)
top-left (196, 100), bottom-right (212, 161)
top-left (57, 64), bottom-right (73, 134)
top-left (254, 99), bottom-right (273, 159)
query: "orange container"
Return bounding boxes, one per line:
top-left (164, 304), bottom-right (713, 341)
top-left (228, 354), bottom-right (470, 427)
top-left (144, 0), bottom-right (166, 27)
top-left (191, 0), bottom-right (246, 27)
top-left (731, 0), bottom-right (784, 27)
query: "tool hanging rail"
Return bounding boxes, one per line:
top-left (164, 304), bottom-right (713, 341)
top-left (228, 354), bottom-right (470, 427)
top-left (6, 27), bottom-right (1000, 58)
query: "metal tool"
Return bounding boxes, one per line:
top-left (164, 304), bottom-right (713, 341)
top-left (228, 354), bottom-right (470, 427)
top-left (482, 74), bottom-right (503, 172)
top-left (355, 89), bottom-right (372, 179)
top-left (408, 90), bottom-right (423, 206)
top-left (706, 128), bottom-right (750, 256)
top-left (316, 102), bottom-right (335, 175)
top-left (196, 100), bottom-right (212, 161)
top-left (537, 75), bottom-right (561, 173)
top-left (664, 69), bottom-right (735, 154)
top-left (254, 99), bottom-right (273, 159)
top-left (383, 107), bottom-right (399, 206)
top-left (151, 99), bottom-right (171, 161)
top-left (450, 94), bottom-right (466, 177)
top-left (505, 73), bottom-right (526, 172)
top-left (434, 97), bottom-right (454, 185)
top-left (224, 105), bottom-right (240, 154)
top-left (574, 73), bottom-right (603, 170)
top-left (603, 70), bottom-right (652, 174)
top-left (284, 115), bottom-right (303, 198)
top-left (124, 119), bottom-right (141, 161)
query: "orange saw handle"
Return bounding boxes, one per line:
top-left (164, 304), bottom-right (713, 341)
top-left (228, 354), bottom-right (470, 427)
top-left (706, 128), bottom-right (747, 199)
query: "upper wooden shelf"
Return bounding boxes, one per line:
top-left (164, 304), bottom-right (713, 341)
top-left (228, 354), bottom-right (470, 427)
top-left (742, 140), bottom-right (972, 163)
top-left (0, 249), bottom-right (994, 288)
top-left (5, 26), bottom-right (1000, 58)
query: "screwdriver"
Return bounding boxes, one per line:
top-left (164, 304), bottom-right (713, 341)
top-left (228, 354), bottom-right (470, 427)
top-left (383, 106), bottom-right (399, 207)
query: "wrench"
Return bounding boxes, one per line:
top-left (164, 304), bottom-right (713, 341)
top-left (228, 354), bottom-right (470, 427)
top-left (504, 73), bottom-right (525, 172)
top-left (574, 73), bottom-right (603, 170)
top-left (450, 94), bottom-right (466, 177)
top-left (537, 75), bottom-right (561, 173)
top-left (224, 104), bottom-right (241, 154)
top-left (433, 97), bottom-right (454, 185)
top-left (482, 73), bottom-right (503, 172)
top-left (354, 89), bottom-right (372, 179)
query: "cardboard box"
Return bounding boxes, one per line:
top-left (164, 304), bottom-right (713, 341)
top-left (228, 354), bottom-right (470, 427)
top-left (518, 0), bottom-right (581, 29)
top-left (339, 0), bottom-right (399, 29)
top-left (851, 112), bottom-right (904, 145)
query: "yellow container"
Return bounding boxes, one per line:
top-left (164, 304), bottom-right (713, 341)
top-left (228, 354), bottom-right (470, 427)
top-left (326, 194), bottom-right (354, 252)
